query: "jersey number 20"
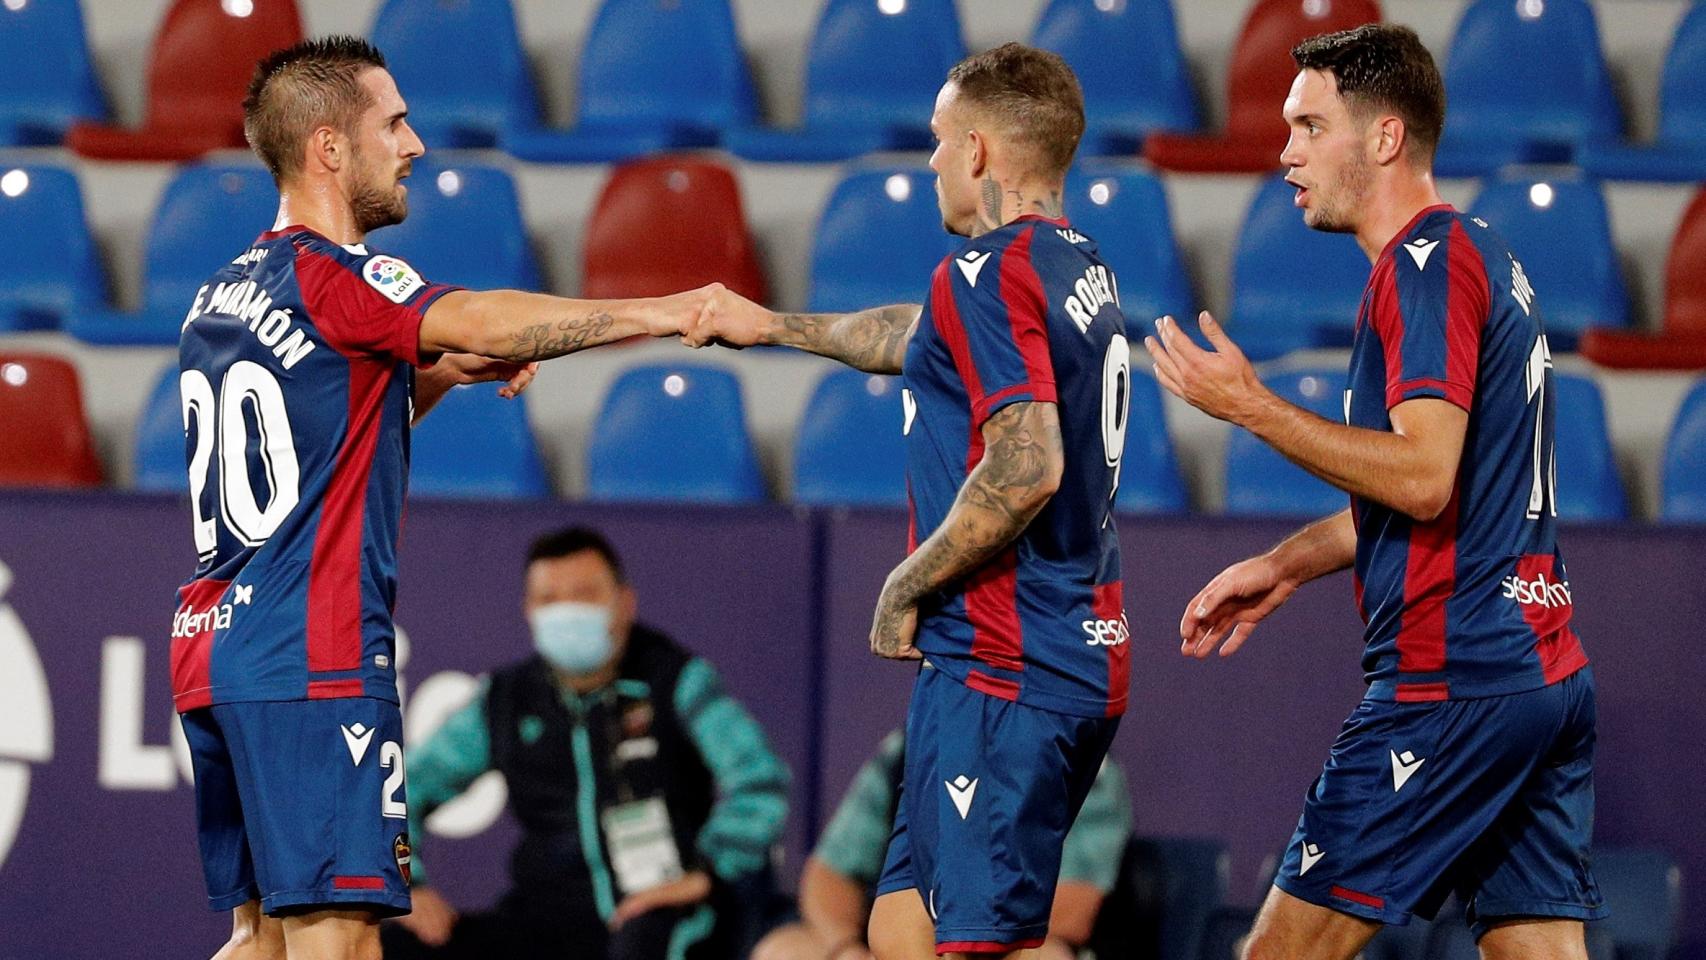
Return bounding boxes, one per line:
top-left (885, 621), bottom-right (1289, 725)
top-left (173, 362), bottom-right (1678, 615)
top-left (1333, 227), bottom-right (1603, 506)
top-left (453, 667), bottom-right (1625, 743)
top-left (181, 362), bottom-right (302, 554)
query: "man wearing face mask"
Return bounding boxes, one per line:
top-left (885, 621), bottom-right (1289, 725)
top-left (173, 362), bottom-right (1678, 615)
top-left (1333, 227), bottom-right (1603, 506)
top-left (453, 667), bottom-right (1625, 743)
top-left (382, 527), bottom-right (791, 960)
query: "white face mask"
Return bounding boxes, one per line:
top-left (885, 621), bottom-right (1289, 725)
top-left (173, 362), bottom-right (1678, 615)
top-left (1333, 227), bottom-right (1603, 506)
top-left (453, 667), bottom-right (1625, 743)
top-left (529, 601), bottom-right (614, 674)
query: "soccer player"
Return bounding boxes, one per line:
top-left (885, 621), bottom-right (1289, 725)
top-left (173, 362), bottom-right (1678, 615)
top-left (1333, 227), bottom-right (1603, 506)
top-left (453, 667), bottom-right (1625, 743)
top-left (688, 43), bottom-right (1132, 960)
top-left (1145, 25), bottom-right (1602, 960)
top-left (170, 37), bottom-right (707, 960)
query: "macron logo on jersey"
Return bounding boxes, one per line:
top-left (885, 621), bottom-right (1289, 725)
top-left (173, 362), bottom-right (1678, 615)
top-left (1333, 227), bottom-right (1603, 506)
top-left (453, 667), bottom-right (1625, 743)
top-left (956, 251), bottom-right (992, 287)
top-left (364, 255), bottom-right (423, 304)
top-left (1403, 238), bottom-right (1440, 270)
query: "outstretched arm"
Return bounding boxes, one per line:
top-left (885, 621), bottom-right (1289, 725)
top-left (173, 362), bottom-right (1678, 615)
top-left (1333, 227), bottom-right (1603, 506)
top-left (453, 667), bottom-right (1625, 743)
top-left (685, 286), bottom-right (919, 374)
top-left (420, 285), bottom-right (715, 364)
top-left (869, 400), bottom-right (1064, 658)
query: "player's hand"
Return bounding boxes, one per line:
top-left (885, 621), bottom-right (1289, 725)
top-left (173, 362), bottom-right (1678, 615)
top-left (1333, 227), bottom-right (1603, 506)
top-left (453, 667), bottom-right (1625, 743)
top-left (395, 885), bottom-right (458, 947)
top-left (610, 870), bottom-right (712, 930)
top-left (684, 284), bottom-right (772, 349)
top-left (1143, 312), bottom-right (1269, 425)
top-left (441, 354), bottom-right (538, 398)
top-left (869, 575), bottom-right (922, 661)
top-left (1179, 554), bottom-right (1299, 659)
top-left (645, 284), bottom-right (725, 339)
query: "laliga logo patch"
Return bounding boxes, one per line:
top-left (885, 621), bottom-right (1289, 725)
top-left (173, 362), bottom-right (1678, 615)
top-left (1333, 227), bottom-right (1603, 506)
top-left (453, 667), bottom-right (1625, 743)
top-left (394, 832), bottom-right (413, 886)
top-left (363, 255), bottom-right (423, 304)
top-left (0, 560), bottom-right (55, 876)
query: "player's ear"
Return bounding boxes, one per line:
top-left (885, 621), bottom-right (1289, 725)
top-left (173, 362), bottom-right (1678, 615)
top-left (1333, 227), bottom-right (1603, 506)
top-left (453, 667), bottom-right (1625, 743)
top-left (967, 128), bottom-right (990, 179)
top-left (1374, 115), bottom-right (1406, 166)
top-left (308, 124), bottom-right (345, 173)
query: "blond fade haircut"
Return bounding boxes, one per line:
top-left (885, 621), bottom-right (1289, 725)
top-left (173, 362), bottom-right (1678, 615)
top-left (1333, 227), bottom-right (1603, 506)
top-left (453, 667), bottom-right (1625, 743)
top-left (946, 42), bottom-right (1086, 179)
top-left (242, 36), bottom-right (388, 184)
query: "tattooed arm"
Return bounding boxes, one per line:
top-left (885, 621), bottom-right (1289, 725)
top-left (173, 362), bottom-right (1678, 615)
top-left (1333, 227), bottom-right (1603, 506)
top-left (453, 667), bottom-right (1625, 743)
top-left (868, 401), bottom-right (1065, 658)
top-left (419, 286), bottom-right (713, 363)
top-left (686, 285), bottom-right (919, 374)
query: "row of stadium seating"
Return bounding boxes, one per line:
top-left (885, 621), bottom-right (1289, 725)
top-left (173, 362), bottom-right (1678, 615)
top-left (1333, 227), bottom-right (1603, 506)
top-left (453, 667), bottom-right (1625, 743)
top-left (6, 348), bottom-right (1706, 521)
top-left (5, 156), bottom-right (1704, 367)
top-left (5, 0), bottom-right (1706, 179)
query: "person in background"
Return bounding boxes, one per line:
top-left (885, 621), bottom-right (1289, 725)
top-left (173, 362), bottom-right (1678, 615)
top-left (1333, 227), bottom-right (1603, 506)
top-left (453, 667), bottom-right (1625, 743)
top-left (383, 527), bottom-right (791, 960)
top-left (753, 729), bottom-right (1132, 960)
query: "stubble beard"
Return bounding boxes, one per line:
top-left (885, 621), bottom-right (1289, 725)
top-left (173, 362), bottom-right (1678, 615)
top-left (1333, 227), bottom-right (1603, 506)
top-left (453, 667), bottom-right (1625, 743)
top-left (1306, 152), bottom-right (1374, 235)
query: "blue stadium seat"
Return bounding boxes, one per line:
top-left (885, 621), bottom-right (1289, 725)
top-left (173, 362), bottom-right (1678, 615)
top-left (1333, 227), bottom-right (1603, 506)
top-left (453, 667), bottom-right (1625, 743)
top-left (1591, 847), bottom-right (1682, 960)
top-left (1128, 836), bottom-right (1228, 960)
top-left (134, 364), bottom-right (189, 492)
top-left (1116, 369), bottom-right (1188, 515)
top-left (368, 159), bottom-right (543, 292)
top-left (587, 364), bottom-right (766, 503)
top-left (1581, 1), bottom-right (1706, 182)
top-left (505, 0), bottom-right (757, 163)
top-left (1663, 378), bottom-right (1706, 521)
top-left (369, 0), bottom-right (539, 148)
top-left (1225, 369), bottom-right (1348, 517)
top-left (809, 167), bottom-right (957, 312)
top-left (67, 164), bottom-right (278, 346)
top-left (724, 0), bottom-right (963, 162)
top-left (1064, 164), bottom-right (1194, 337)
top-left (410, 381), bottom-right (550, 499)
top-left (1229, 176), bottom-right (1369, 360)
top-left (1552, 373), bottom-right (1627, 521)
top-left (1030, 0), bottom-right (1199, 156)
top-left (1470, 173), bottom-right (1629, 348)
top-left (0, 0), bottom-right (107, 145)
top-left (1432, 0), bottom-right (1623, 177)
top-left (0, 164), bottom-right (106, 333)
top-left (793, 368), bottom-right (907, 506)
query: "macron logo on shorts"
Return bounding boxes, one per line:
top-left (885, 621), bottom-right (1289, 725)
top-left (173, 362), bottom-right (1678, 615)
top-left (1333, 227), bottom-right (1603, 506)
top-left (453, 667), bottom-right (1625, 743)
top-left (1390, 749), bottom-right (1426, 791)
top-left (341, 723), bottom-right (375, 766)
top-left (1299, 842), bottom-right (1325, 876)
top-left (945, 774), bottom-right (979, 819)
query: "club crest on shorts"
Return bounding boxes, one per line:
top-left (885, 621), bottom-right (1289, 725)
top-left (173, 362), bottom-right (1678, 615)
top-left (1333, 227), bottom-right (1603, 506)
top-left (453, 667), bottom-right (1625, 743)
top-left (394, 832), bottom-right (412, 886)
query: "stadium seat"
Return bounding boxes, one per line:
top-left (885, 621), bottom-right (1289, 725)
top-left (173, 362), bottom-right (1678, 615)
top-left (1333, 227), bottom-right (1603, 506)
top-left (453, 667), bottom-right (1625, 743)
top-left (1590, 847), bottom-right (1683, 960)
top-left (0, 165), bottom-right (107, 334)
top-left (504, 0), bottom-right (757, 163)
top-left (1224, 368), bottom-right (1348, 516)
top-left (0, 353), bottom-right (103, 488)
top-left (792, 368), bottom-right (907, 507)
top-left (1063, 164), bottom-right (1194, 336)
top-left (133, 364), bottom-right (190, 492)
top-left (724, 0), bottom-right (964, 162)
top-left (582, 155), bottom-right (768, 303)
top-left (1229, 175), bottom-right (1369, 359)
top-left (67, 164), bottom-right (278, 346)
top-left (1662, 378), bottom-right (1706, 522)
top-left (1580, 187), bottom-right (1706, 370)
top-left (1126, 836), bottom-right (1228, 960)
top-left (1115, 369), bottom-right (1189, 515)
top-left (1432, 0), bottom-right (1623, 177)
top-left (586, 364), bottom-right (766, 503)
top-left (367, 159), bottom-right (542, 292)
top-left (1552, 373), bottom-right (1628, 522)
top-left (410, 382), bottom-right (551, 499)
top-left (1029, 0), bottom-right (1199, 156)
top-left (809, 167), bottom-right (958, 313)
top-left (1470, 174), bottom-right (1629, 349)
top-left (1579, 2), bottom-right (1706, 182)
top-left (66, 0), bottom-right (303, 162)
top-left (368, 0), bottom-right (539, 148)
top-left (0, 0), bottom-right (107, 145)
top-left (1143, 0), bottom-right (1382, 174)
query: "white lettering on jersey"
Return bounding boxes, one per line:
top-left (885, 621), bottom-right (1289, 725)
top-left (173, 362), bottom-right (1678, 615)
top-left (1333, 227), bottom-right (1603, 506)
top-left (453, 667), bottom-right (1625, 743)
top-left (1500, 571), bottom-right (1572, 608)
top-left (1063, 264), bottom-right (1118, 334)
top-left (1081, 614), bottom-right (1130, 647)
top-left (198, 278), bottom-right (316, 370)
top-left (1056, 228), bottom-right (1090, 244)
top-left (364, 255), bottom-right (424, 304)
top-left (230, 247), bottom-right (269, 267)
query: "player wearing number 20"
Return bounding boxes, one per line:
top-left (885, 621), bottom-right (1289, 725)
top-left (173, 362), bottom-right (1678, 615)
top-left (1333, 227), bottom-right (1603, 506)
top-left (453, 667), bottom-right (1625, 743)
top-left (690, 44), bottom-right (1127, 960)
top-left (1146, 25), bottom-right (1601, 959)
top-left (168, 36), bottom-right (708, 960)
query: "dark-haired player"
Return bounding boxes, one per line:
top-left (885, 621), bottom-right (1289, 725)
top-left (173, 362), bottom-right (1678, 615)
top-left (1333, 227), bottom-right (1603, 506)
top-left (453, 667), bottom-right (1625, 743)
top-left (170, 37), bottom-right (708, 960)
top-left (1146, 24), bottom-right (1603, 960)
top-left (690, 43), bottom-right (1130, 960)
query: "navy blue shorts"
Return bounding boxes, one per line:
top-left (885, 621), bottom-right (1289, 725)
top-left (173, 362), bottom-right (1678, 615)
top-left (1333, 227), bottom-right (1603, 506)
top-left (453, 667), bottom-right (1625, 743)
top-left (876, 663), bottom-right (1119, 952)
top-left (1274, 666), bottom-right (1605, 938)
top-left (180, 697), bottom-right (413, 917)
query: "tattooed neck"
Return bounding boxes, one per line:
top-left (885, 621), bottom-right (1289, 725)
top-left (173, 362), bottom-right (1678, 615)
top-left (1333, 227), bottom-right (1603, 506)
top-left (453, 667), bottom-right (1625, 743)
top-left (970, 178), bottom-right (1066, 237)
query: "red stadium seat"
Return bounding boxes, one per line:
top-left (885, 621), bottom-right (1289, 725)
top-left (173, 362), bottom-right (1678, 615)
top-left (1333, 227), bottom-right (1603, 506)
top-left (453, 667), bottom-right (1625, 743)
top-left (1581, 187), bottom-right (1706, 369)
top-left (582, 155), bottom-right (769, 304)
top-left (1144, 0), bottom-right (1382, 173)
top-left (0, 353), bottom-right (103, 488)
top-left (66, 0), bottom-right (302, 162)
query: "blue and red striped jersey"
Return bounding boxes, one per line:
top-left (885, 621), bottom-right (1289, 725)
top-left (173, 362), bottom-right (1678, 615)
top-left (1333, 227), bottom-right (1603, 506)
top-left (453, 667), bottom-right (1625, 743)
top-left (1346, 205), bottom-right (1588, 702)
top-left (902, 216), bottom-right (1131, 718)
top-left (168, 225), bottom-right (460, 712)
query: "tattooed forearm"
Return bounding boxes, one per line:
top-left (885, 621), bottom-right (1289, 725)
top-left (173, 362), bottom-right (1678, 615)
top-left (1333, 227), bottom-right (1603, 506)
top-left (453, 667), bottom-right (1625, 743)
top-left (502, 312), bottom-right (617, 361)
top-left (769, 304), bottom-right (920, 373)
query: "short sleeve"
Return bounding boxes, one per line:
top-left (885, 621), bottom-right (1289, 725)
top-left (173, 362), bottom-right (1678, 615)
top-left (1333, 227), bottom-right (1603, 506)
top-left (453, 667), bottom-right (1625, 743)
top-left (293, 241), bottom-right (462, 367)
top-left (1368, 226), bottom-right (1489, 412)
top-left (930, 229), bottom-right (1058, 427)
